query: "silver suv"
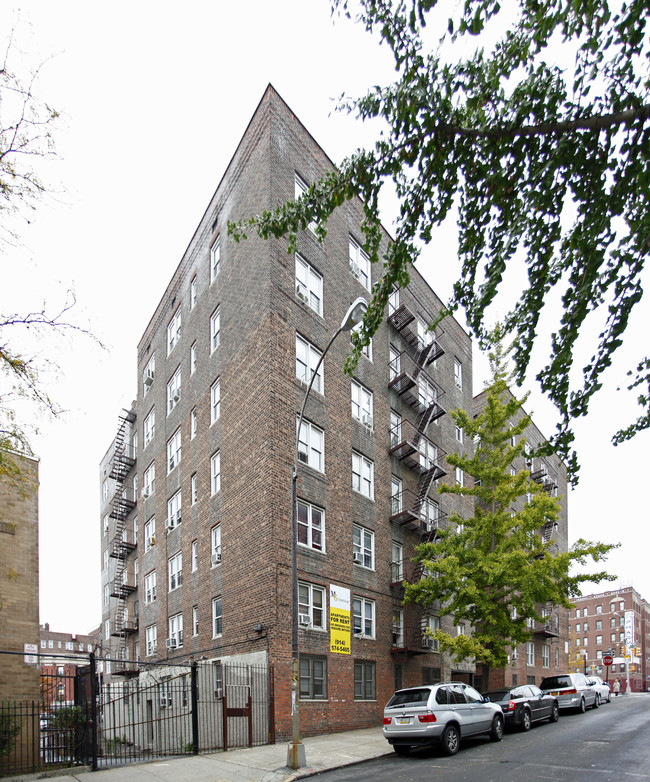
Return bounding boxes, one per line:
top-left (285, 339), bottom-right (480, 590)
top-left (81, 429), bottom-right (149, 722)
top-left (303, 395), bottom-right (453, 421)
top-left (539, 673), bottom-right (599, 712)
top-left (383, 682), bottom-right (504, 756)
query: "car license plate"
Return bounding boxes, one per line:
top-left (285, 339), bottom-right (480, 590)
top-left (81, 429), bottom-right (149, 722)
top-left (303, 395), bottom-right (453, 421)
top-left (397, 717), bottom-right (411, 725)
top-left (550, 691), bottom-right (559, 696)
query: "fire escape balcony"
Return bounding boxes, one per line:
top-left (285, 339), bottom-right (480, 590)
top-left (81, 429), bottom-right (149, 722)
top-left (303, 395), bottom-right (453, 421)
top-left (111, 618), bottom-right (139, 637)
top-left (390, 558), bottom-right (425, 589)
top-left (109, 444), bottom-right (136, 482)
top-left (389, 420), bottom-right (447, 478)
top-left (390, 489), bottom-right (448, 538)
top-left (109, 530), bottom-right (137, 559)
top-left (387, 295), bottom-right (445, 366)
top-left (391, 608), bottom-right (442, 656)
top-left (109, 490), bottom-right (136, 522)
top-left (110, 572), bottom-right (137, 599)
top-left (388, 353), bottom-right (446, 420)
top-left (530, 459), bottom-right (559, 495)
top-left (533, 604), bottom-right (560, 638)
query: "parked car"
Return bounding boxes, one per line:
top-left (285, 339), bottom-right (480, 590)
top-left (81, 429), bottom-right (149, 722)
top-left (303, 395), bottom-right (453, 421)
top-left (383, 681), bottom-right (504, 756)
top-left (539, 672), bottom-right (599, 712)
top-left (483, 684), bottom-right (559, 730)
top-left (587, 676), bottom-right (611, 703)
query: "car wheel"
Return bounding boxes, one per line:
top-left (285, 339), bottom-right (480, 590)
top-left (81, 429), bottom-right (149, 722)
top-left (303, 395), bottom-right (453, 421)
top-left (490, 715), bottom-right (504, 742)
top-left (521, 709), bottom-right (532, 732)
top-left (593, 693), bottom-right (600, 709)
top-left (578, 697), bottom-right (586, 713)
top-left (441, 724), bottom-right (460, 755)
top-left (394, 745), bottom-right (411, 756)
top-left (549, 702), bottom-right (559, 723)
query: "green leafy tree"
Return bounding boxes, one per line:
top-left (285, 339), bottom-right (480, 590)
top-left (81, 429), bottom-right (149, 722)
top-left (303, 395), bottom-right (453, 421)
top-left (0, 703), bottom-right (21, 756)
top-left (403, 338), bottom-right (617, 682)
top-left (229, 0), bottom-right (650, 480)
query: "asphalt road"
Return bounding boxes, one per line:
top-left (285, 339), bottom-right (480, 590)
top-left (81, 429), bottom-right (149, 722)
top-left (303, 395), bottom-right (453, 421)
top-left (315, 695), bottom-right (650, 782)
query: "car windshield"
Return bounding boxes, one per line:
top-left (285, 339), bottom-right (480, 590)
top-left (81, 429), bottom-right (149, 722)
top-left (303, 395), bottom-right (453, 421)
top-left (484, 690), bottom-right (510, 701)
top-left (540, 676), bottom-right (572, 689)
top-left (386, 688), bottom-right (430, 708)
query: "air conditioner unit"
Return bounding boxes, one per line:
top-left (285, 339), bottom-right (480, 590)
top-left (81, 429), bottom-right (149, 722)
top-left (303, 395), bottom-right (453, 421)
top-left (141, 487), bottom-right (150, 499)
top-left (211, 552), bottom-right (221, 566)
top-left (165, 517), bottom-right (174, 530)
top-left (298, 614), bottom-right (311, 628)
top-left (166, 638), bottom-right (177, 650)
top-left (144, 371), bottom-right (154, 387)
top-left (421, 636), bottom-right (434, 649)
top-left (512, 650), bottom-right (519, 660)
top-left (350, 261), bottom-right (362, 280)
top-left (361, 414), bottom-right (373, 429)
top-left (172, 391), bottom-right (181, 403)
top-left (148, 536), bottom-right (156, 547)
top-left (353, 553), bottom-right (362, 565)
top-left (296, 284), bottom-right (308, 303)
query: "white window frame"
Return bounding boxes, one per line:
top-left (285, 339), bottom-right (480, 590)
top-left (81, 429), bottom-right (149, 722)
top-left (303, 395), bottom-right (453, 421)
top-left (353, 525), bottom-right (374, 569)
top-left (389, 345), bottom-right (400, 381)
top-left (542, 644), bottom-right (550, 668)
top-left (210, 307), bottom-right (220, 352)
top-left (391, 541), bottom-right (404, 583)
top-left (143, 354), bottom-right (155, 395)
top-left (191, 540), bottom-right (198, 572)
top-left (167, 366), bottom-right (181, 414)
top-left (297, 418), bottom-right (324, 472)
top-left (167, 308), bottom-right (181, 356)
top-left (351, 321), bottom-right (372, 360)
top-left (144, 516), bottom-right (155, 551)
top-left (455, 467), bottom-right (464, 487)
top-left (393, 608), bottom-right (404, 647)
top-left (143, 462), bottom-right (155, 499)
top-left (390, 410), bottom-right (402, 447)
top-left (167, 428), bottom-right (181, 473)
top-left (349, 236), bottom-right (371, 291)
top-left (527, 641), bottom-right (535, 666)
top-left (351, 380), bottom-right (373, 426)
top-left (145, 625), bottom-right (157, 657)
top-left (352, 451), bottom-right (374, 499)
top-left (211, 451), bottom-right (221, 495)
top-left (211, 524), bottom-right (222, 566)
top-left (192, 605), bottom-right (199, 636)
top-left (391, 476), bottom-right (402, 515)
top-left (298, 582), bottom-right (326, 630)
top-left (168, 613), bottom-right (183, 649)
top-left (295, 335), bottom-right (323, 393)
top-left (210, 236), bottom-right (221, 283)
top-left (191, 473), bottom-right (197, 505)
top-left (145, 570), bottom-right (157, 604)
top-left (422, 616), bottom-right (440, 650)
top-left (295, 253), bottom-right (322, 315)
top-left (143, 408), bottom-right (155, 448)
top-left (212, 597), bottom-right (223, 637)
top-left (167, 490), bottom-right (181, 530)
top-left (190, 276), bottom-right (197, 309)
top-left (190, 407), bottom-right (197, 439)
top-left (454, 357), bottom-right (463, 390)
top-left (294, 173), bottom-right (317, 233)
top-left (297, 500), bottom-right (325, 552)
top-left (211, 378), bottom-right (220, 424)
top-left (352, 596), bottom-right (375, 638)
top-left (168, 551), bottom-right (183, 591)
top-left (190, 342), bottom-right (197, 374)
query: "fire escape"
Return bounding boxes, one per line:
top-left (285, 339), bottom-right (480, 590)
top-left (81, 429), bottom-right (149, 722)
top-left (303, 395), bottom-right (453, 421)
top-left (108, 409), bottom-right (138, 674)
top-left (387, 290), bottom-right (447, 657)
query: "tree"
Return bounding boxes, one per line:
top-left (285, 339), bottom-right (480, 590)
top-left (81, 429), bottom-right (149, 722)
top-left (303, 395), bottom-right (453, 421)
top-left (402, 338), bottom-right (616, 681)
top-left (229, 0), bottom-right (650, 481)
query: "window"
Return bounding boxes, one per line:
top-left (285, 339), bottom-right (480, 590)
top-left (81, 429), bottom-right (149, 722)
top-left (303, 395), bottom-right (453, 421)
top-left (351, 380), bottom-right (373, 426)
top-left (103, 548), bottom-right (109, 570)
top-left (391, 476), bottom-right (402, 515)
top-left (596, 604), bottom-right (603, 614)
top-left (210, 307), bottom-right (220, 352)
top-left (295, 335), bottom-right (323, 393)
top-left (416, 318), bottom-right (434, 350)
top-left (352, 451), bottom-right (374, 499)
top-left (353, 525), bottom-right (374, 569)
top-left (388, 288), bottom-right (399, 315)
top-left (421, 499), bottom-right (440, 532)
top-left (190, 407), bottom-right (197, 439)
top-left (422, 616), bottom-right (440, 650)
top-left (349, 236), bottom-right (371, 290)
top-left (192, 605), bottom-right (199, 636)
top-left (211, 379), bottom-right (220, 424)
top-left (144, 516), bottom-right (155, 551)
top-left (596, 635), bottom-right (603, 644)
top-left (526, 642), bottom-right (535, 666)
top-left (297, 500), bottom-right (324, 551)
top-left (611, 633), bottom-right (616, 642)
top-left (211, 451), bottom-right (221, 495)
top-left (455, 425), bottom-right (463, 443)
top-left (297, 419), bottom-right (324, 471)
top-left (419, 438), bottom-right (438, 472)
top-left (103, 584), bottom-right (109, 605)
top-left (168, 551), bottom-right (182, 591)
top-left (294, 173), bottom-right (316, 233)
top-left (143, 354), bottom-right (155, 395)
top-left (212, 597), bottom-right (223, 637)
top-left (298, 582), bottom-right (326, 629)
top-left (295, 254), bottom-right (322, 315)
top-left (389, 345), bottom-right (400, 381)
top-left (211, 524), bottom-right (222, 566)
top-left (103, 514), bottom-right (109, 535)
top-left (146, 625), bottom-right (157, 656)
top-left (167, 428), bottom-right (181, 473)
top-left (596, 649), bottom-right (603, 659)
top-left (584, 637), bottom-right (588, 646)
top-left (353, 596), bottom-right (375, 638)
top-left (454, 357), bottom-right (463, 390)
top-left (354, 660), bottom-right (376, 700)
top-left (418, 375), bottom-right (437, 410)
top-left (191, 540), bottom-right (198, 572)
top-left (300, 655), bottom-right (327, 700)
top-left (352, 321), bottom-right (372, 360)
top-left (391, 541), bottom-right (403, 582)
top-left (167, 366), bottom-right (181, 413)
top-left (596, 620), bottom-right (602, 630)
top-left (576, 608), bottom-right (581, 618)
top-left (190, 276), bottom-right (197, 309)
top-left (190, 342), bottom-right (197, 374)
top-left (457, 624), bottom-right (466, 635)
top-left (390, 410), bottom-right (402, 447)
top-left (191, 473), bottom-right (197, 505)
top-left (168, 613), bottom-right (183, 649)
top-left (576, 622), bottom-right (581, 632)
top-left (542, 645), bottom-right (550, 668)
top-left (143, 409), bottom-right (156, 449)
top-left (619, 601), bottom-right (625, 611)
top-left (166, 490), bottom-right (181, 530)
top-left (210, 236), bottom-right (221, 282)
top-left (392, 608), bottom-right (404, 647)
top-left (455, 467), bottom-right (464, 487)
top-left (167, 308), bottom-right (181, 355)
top-left (102, 478), bottom-right (110, 502)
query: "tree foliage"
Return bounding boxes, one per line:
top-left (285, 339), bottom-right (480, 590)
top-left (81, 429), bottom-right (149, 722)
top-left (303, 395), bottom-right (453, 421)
top-left (229, 0), bottom-right (650, 481)
top-left (403, 340), bottom-right (617, 671)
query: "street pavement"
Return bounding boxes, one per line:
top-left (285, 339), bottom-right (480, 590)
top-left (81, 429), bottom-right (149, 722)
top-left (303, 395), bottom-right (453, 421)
top-left (7, 726), bottom-right (390, 782)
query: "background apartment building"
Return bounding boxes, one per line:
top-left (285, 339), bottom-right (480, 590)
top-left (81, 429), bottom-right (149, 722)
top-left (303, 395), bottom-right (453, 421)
top-left (99, 85), bottom-right (569, 738)
top-left (570, 587), bottom-right (650, 692)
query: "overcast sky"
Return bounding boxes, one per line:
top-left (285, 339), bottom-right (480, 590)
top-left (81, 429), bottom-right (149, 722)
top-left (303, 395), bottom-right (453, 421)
top-left (2, 1), bottom-right (646, 635)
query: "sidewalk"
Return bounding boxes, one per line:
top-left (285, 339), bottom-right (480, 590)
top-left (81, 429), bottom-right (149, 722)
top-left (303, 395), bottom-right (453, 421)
top-left (11, 727), bottom-right (390, 782)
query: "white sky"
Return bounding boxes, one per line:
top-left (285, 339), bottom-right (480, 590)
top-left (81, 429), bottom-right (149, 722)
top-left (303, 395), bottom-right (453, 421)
top-left (2, 1), bottom-right (646, 635)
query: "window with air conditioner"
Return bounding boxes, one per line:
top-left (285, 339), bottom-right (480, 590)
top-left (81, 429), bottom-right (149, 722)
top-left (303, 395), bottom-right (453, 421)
top-left (349, 236), bottom-right (370, 290)
top-left (351, 380), bottom-right (373, 427)
top-left (145, 624), bottom-right (157, 656)
top-left (352, 596), bottom-right (375, 638)
top-left (168, 613), bottom-right (183, 649)
top-left (211, 524), bottom-right (222, 565)
top-left (298, 582), bottom-right (325, 630)
top-left (143, 354), bottom-right (155, 394)
top-left (144, 516), bottom-right (155, 551)
top-left (353, 525), bottom-right (374, 569)
top-left (167, 308), bottom-right (181, 355)
top-left (167, 366), bottom-right (181, 414)
top-left (297, 500), bottom-right (324, 552)
top-left (143, 462), bottom-right (155, 498)
top-left (421, 616), bottom-right (440, 650)
top-left (295, 254), bottom-right (322, 315)
top-left (295, 334), bottom-right (323, 393)
top-left (166, 490), bottom-right (181, 530)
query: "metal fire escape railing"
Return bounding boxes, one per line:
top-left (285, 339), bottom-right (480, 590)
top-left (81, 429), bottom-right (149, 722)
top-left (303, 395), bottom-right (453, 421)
top-left (387, 290), bottom-right (447, 535)
top-left (108, 409), bottom-right (138, 666)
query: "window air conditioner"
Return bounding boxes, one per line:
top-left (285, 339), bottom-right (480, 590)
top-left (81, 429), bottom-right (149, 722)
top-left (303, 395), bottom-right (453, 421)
top-left (296, 283), bottom-right (308, 303)
top-left (349, 261), bottom-right (362, 280)
top-left (353, 553), bottom-right (362, 565)
top-left (141, 487), bottom-right (150, 499)
top-left (298, 613), bottom-right (311, 628)
top-left (144, 371), bottom-right (154, 387)
top-left (421, 635), bottom-right (434, 649)
top-left (211, 552), bottom-right (221, 566)
top-left (172, 391), bottom-right (181, 403)
top-left (361, 414), bottom-right (373, 429)
top-left (165, 517), bottom-right (174, 530)
top-left (166, 638), bottom-right (177, 650)
top-left (149, 536), bottom-right (156, 547)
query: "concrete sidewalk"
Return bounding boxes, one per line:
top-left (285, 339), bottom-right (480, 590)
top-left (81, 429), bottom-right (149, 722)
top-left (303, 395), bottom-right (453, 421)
top-left (12, 727), bottom-right (390, 782)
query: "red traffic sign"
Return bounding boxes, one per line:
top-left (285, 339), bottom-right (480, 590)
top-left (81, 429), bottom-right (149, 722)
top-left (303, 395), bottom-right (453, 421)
top-left (603, 655), bottom-right (613, 666)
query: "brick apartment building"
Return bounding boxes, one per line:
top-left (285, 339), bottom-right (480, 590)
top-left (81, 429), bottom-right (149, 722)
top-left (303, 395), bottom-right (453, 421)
top-left (39, 624), bottom-right (98, 707)
top-left (98, 85), bottom-right (569, 739)
top-left (569, 587), bottom-right (650, 692)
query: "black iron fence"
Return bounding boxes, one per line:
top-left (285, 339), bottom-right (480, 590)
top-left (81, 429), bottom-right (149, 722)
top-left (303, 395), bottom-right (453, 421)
top-left (0, 651), bottom-right (273, 777)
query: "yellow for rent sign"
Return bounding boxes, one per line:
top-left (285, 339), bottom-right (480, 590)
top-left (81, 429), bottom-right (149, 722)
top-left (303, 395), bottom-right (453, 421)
top-left (330, 585), bottom-right (351, 655)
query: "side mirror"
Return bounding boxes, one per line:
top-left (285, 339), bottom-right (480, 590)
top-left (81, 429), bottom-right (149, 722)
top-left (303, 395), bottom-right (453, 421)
top-left (482, 695), bottom-right (490, 703)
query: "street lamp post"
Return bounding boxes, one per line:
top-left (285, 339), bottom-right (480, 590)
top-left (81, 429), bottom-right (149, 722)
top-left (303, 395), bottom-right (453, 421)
top-left (287, 297), bottom-right (367, 770)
